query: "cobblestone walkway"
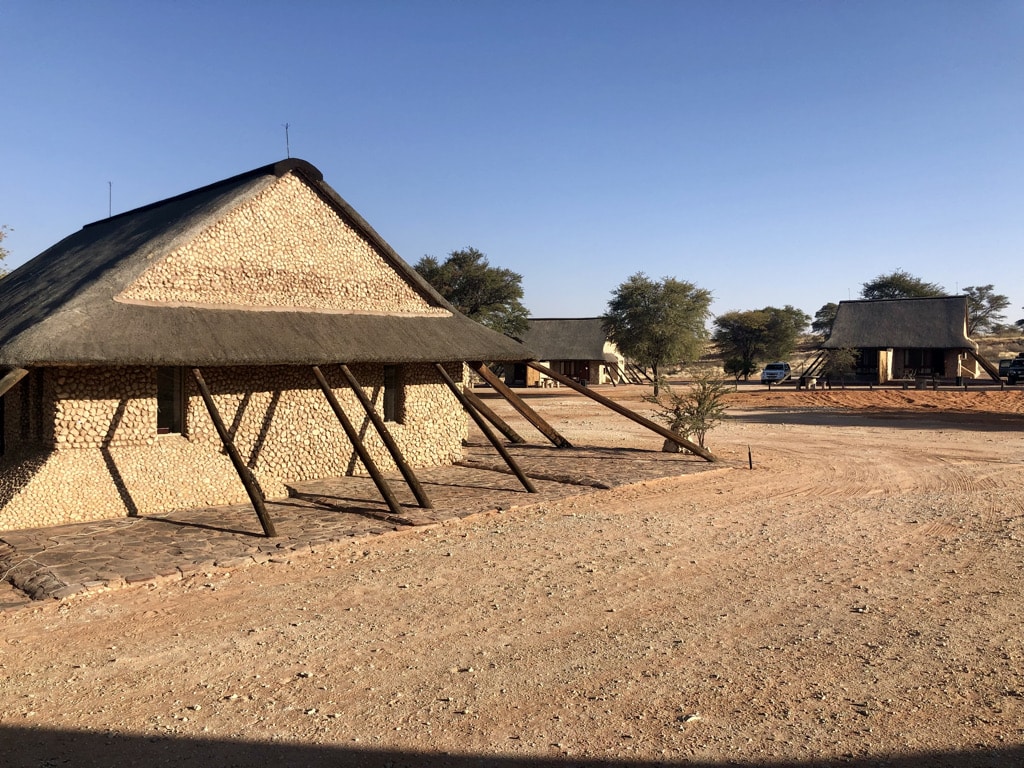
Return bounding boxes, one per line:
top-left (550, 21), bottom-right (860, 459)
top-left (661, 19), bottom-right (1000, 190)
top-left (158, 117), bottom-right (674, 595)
top-left (0, 443), bottom-right (724, 610)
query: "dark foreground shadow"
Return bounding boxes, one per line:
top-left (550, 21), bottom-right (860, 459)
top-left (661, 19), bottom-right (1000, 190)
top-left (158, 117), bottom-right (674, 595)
top-left (1, 727), bottom-right (1021, 768)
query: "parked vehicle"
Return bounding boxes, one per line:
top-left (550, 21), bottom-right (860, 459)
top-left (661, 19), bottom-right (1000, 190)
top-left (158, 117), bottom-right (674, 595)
top-left (760, 361), bottom-right (792, 384)
top-left (1008, 358), bottom-right (1024, 385)
top-left (999, 359), bottom-right (1013, 378)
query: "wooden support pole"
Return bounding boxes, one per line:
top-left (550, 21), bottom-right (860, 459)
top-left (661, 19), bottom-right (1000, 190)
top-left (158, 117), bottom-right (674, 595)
top-left (191, 368), bottom-right (278, 538)
top-left (463, 386), bottom-right (526, 444)
top-left (525, 361), bottom-right (718, 463)
top-left (434, 363), bottom-right (536, 493)
top-left (470, 362), bottom-right (573, 449)
top-left (336, 364), bottom-right (433, 509)
top-left (0, 368), bottom-right (29, 399)
top-left (311, 366), bottom-right (406, 517)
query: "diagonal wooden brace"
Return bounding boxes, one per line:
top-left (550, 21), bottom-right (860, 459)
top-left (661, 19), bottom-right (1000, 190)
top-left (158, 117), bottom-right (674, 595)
top-left (525, 361), bottom-right (718, 462)
top-left (434, 363), bottom-right (536, 493)
top-left (336, 364), bottom-right (433, 509)
top-left (312, 366), bottom-right (406, 516)
top-left (470, 362), bottom-right (573, 448)
top-left (463, 386), bottom-right (526, 444)
top-left (191, 368), bottom-right (278, 537)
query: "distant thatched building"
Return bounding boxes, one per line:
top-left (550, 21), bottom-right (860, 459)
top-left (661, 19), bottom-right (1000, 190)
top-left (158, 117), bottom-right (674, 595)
top-left (822, 296), bottom-right (982, 383)
top-left (505, 318), bottom-right (625, 387)
top-left (0, 159), bottom-right (531, 532)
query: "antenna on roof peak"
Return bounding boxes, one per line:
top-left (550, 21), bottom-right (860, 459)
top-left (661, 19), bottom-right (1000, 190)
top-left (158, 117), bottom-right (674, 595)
top-left (283, 123), bottom-right (291, 159)
top-left (108, 181), bottom-right (112, 218)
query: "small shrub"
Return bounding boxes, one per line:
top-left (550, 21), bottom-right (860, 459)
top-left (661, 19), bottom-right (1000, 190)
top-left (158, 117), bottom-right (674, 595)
top-left (644, 370), bottom-right (729, 451)
top-left (821, 348), bottom-right (856, 387)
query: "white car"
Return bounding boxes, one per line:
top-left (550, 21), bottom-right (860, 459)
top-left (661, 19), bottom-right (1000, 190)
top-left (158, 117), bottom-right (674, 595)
top-left (760, 361), bottom-right (792, 384)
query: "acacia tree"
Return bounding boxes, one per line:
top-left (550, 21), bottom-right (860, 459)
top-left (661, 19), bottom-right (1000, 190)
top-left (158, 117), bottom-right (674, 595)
top-left (811, 302), bottom-right (839, 340)
top-left (963, 284), bottom-right (1010, 336)
top-left (414, 247), bottom-right (529, 336)
top-left (860, 269), bottom-right (945, 300)
top-left (713, 305), bottom-right (809, 380)
top-left (601, 273), bottom-right (712, 395)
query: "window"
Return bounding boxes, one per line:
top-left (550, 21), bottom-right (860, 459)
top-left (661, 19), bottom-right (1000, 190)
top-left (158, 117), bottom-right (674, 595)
top-left (383, 365), bottom-right (402, 423)
top-left (156, 368), bottom-right (184, 434)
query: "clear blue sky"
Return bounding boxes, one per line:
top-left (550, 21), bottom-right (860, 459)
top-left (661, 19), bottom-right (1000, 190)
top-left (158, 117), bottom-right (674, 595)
top-left (2, 1), bottom-right (1022, 325)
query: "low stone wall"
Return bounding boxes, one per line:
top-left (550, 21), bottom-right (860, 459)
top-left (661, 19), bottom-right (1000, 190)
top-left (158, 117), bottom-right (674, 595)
top-left (0, 362), bottom-right (467, 531)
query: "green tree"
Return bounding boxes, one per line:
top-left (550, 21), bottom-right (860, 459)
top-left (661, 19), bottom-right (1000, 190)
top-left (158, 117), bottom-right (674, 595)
top-left (723, 357), bottom-right (757, 381)
top-left (0, 224), bottom-right (10, 277)
top-left (712, 305), bottom-right (808, 380)
top-left (414, 247), bottom-right (529, 336)
top-left (860, 269), bottom-right (945, 300)
top-left (963, 284), bottom-right (1010, 336)
top-left (811, 302), bottom-right (839, 340)
top-left (777, 304), bottom-right (811, 336)
top-left (601, 273), bottom-right (712, 395)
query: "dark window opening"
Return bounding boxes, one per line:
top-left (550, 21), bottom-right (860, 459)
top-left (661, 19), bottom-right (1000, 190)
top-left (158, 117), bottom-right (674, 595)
top-left (19, 375), bottom-right (30, 439)
top-left (32, 369), bottom-right (44, 440)
top-left (903, 348), bottom-right (945, 377)
top-left (156, 368), bottom-right (184, 434)
top-left (383, 365), bottom-right (402, 423)
top-left (18, 370), bottom-right (43, 441)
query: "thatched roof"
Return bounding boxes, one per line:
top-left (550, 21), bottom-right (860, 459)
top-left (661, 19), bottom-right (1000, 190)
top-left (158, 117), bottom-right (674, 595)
top-left (517, 318), bottom-right (619, 362)
top-left (823, 297), bottom-right (976, 351)
top-left (0, 159), bottom-right (532, 367)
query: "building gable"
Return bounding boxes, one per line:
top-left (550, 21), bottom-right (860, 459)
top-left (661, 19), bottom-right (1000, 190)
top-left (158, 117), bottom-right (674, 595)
top-left (118, 173), bottom-right (447, 316)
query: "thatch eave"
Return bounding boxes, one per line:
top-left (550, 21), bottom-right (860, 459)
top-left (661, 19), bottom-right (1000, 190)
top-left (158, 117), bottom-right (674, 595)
top-left (0, 305), bottom-right (534, 368)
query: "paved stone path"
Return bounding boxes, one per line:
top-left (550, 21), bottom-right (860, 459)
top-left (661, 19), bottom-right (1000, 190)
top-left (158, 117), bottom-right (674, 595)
top-left (0, 442), bottom-right (724, 611)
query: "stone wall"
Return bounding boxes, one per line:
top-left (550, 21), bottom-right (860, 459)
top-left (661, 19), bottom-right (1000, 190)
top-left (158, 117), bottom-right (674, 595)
top-left (0, 363), bottom-right (467, 531)
top-left (117, 173), bottom-right (449, 317)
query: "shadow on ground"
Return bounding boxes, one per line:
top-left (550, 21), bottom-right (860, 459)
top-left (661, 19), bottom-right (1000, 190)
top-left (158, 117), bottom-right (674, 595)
top-left (1, 727), bottom-right (1021, 768)
top-left (728, 408), bottom-right (1024, 432)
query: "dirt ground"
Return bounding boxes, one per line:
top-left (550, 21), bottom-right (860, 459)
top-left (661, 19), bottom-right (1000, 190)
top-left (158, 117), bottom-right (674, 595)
top-left (2, 384), bottom-right (1023, 767)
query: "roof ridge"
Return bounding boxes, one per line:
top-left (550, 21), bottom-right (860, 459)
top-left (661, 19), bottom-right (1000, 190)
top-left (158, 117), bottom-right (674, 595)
top-left (83, 159), bottom-right (320, 230)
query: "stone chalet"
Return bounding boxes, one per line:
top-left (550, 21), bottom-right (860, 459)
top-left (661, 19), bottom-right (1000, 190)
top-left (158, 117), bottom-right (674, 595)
top-left (822, 296), bottom-right (986, 383)
top-left (0, 159), bottom-right (533, 532)
top-left (505, 318), bottom-right (625, 387)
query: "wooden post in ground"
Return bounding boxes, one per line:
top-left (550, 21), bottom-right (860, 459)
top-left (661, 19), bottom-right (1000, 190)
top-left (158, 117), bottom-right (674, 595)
top-left (191, 368), bottom-right (278, 537)
top-left (434, 363), bottom-right (536, 493)
top-left (470, 362), bottom-right (573, 449)
top-left (311, 366), bottom-right (406, 516)
top-left (336, 364), bottom-right (433, 509)
top-left (463, 387), bottom-right (526, 444)
top-left (525, 361), bottom-right (718, 462)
